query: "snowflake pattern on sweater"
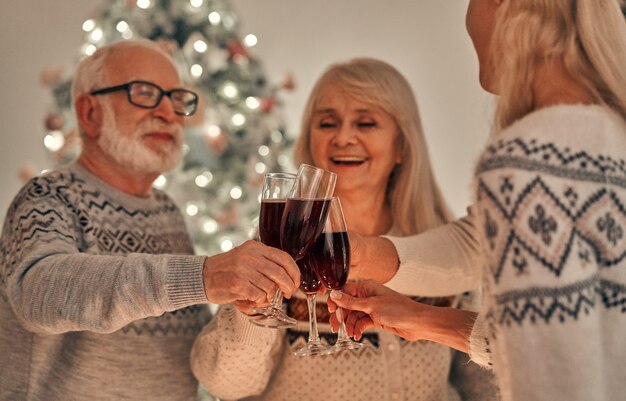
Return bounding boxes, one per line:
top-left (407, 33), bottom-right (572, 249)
top-left (473, 105), bottom-right (626, 401)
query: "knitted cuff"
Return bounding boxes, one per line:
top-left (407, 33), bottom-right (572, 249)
top-left (468, 312), bottom-right (494, 369)
top-left (222, 304), bottom-right (279, 347)
top-left (166, 255), bottom-right (208, 309)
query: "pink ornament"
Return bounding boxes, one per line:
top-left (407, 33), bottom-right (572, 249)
top-left (44, 113), bottom-right (64, 131)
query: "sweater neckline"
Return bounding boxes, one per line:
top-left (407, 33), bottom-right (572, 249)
top-left (68, 163), bottom-right (162, 208)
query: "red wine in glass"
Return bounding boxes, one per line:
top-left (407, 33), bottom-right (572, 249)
top-left (310, 231), bottom-right (349, 290)
top-left (280, 198), bottom-right (331, 261)
top-left (259, 199), bottom-right (286, 249)
top-left (297, 255), bottom-right (323, 294)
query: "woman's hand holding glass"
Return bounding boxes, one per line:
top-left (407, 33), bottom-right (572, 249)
top-left (328, 280), bottom-right (428, 341)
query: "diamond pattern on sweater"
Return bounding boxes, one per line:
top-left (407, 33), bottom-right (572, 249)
top-left (476, 134), bottom-right (626, 326)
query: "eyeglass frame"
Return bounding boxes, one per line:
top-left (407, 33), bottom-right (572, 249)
top-left (89, 80), bottom-right (199, 116)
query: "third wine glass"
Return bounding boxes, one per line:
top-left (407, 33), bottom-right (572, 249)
top-left (312, 197), bottom-right (366, 353)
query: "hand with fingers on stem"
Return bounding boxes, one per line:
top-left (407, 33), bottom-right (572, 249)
top-left (328, 280), bottom-right (476, 353)
top-left (202, 240), bottom-right (300, 307)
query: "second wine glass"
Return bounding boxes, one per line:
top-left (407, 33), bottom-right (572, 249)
top-left (281, 164), bottom-right (336, 356)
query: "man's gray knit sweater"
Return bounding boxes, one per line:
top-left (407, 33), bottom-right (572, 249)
top-left (0, 164), bottom-right (210, 401)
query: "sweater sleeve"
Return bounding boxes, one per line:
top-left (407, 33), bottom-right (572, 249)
top-left (1, 182), bottom-right (207, 335)
top-left (383, 213), bottom-right (483, 297)
top-left (467, 311), bottom-right (494, 368)
top-left (190, 304), bottom-right (282, 400)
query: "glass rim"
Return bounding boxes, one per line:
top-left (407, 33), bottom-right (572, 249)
top-left (264, 172), bottom-right (296, 178)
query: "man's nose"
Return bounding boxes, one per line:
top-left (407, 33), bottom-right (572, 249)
top-left (152, 95), bottom-right (178, 123)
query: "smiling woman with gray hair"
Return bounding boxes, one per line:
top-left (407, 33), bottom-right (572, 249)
top-left (191, 57), bottom-right (500, 401)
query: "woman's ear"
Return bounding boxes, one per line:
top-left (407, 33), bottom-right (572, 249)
top-left (75, 94), bottom-right (103, 138)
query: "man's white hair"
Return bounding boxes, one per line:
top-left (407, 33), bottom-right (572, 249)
top-left (71, 39), bottom-right (176, 106)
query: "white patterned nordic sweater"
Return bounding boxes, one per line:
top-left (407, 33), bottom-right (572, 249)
top-left (386, 105), bottom-right (626, 401)
top-left (0, 164), bottom-right (211, 401)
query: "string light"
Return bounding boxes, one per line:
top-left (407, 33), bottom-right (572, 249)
top-left (195, 171), bottom-right (213, 187)
top-left (186, 203), bottom-right (199, 216)
top-left (190, 0), bottom-right (203, 7)
top-left (278, 155), bottom-right (290, 166)
top-left (43, 131), bottom-right (64, 152)
top-left (90, 28), bottom-right (103, 42)
top-left (206, 124), bottom-right (221, 138)
top-left (254, 162), bottom-right (267, 174)
top-left (153, 175), bottom-right (167, 189)
top-left (193, 40), bottom-right (208, 53)
top-left (271, 130), bottom-right (283, 143)
top-left (220, 239), bottom-right (234, 252)
top-left (222, 82), bottom-right (238, 98)
top-left (245, 96), bottom-right (260, 110)
top-left (116, 21), bottom-right (129, 33)
top-left (201, 218), bottom-right (218, 234)
top-left (82, 19), bottom-right (95, 32)
top-left (243, 34), bottom-right (257, 47)
top-left (136, 0), bottom-right (151, 9)
top-left (258, 145), bottom-right (270, 157)
top-left (190, 64), bottom-right (203, 78)
top-left (84, 44), bottom-right (97, 56)
top-left (231, 113), bottom-right (245, 126)
top-left (208, 11), bottom-right (221, 25)
top-left (230, 186), bottom-right (243, 200)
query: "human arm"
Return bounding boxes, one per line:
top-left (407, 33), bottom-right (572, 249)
top-left (1, 178), bottom-right (299, 334)
top-left (328, 280), bottom-right (476, 353)
top-left (349, 213), bottom-right (483, 297)
top-left (190, 304), bottom-right (283, 399)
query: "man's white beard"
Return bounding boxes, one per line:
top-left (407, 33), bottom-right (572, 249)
top-left (98, 100), bottom-right (184, 175)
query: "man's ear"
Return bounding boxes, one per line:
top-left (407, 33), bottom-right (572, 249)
top-left (75, 94), bottom-right (103, 138)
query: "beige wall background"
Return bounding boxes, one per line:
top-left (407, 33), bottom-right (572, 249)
top-left (0, 0), bottom-right (493, 225)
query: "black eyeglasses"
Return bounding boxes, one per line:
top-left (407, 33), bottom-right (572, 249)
top-left (90, 80), bottom-right (199, 116)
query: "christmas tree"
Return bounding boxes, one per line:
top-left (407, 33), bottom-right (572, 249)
top-left (39, 0), bottom-right (295, 258)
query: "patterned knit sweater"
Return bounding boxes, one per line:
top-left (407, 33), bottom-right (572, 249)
top-left (191, 299), bottom-right (499, 401)
top-left (0, 164), bottom-right (210, 401)
top-left (386, 105), bottom-right (626, 401)
top-left (191, 215), bottom-right (500, 401)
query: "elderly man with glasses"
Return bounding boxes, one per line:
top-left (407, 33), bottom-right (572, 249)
top-left (0, 39), bottom-right (300, 401)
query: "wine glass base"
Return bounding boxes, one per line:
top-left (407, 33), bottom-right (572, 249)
top-left (323, 338), bottom-right (369, 355)
top-left (249, 308), bottom-right (297, 329)
top-left (293, 342), bottom-right (331, 357)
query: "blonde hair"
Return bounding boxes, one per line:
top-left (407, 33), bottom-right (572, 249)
top-left (489, 0), bottom-right (626, 129)
top-left (293, 58), bottom-right (453, 235)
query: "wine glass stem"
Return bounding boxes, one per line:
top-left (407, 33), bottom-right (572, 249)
top-left (270, 289), bottom-right (283, 309)
top-left (336, 308), bottom-right (349, 340)
top-left (305, 293), bottom-right (321, 344)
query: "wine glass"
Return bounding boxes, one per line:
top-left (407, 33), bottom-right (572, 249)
top-left (250, 173), bottom-right (298, 328)
top-left (281, 164), bottom-right (336, 356)
top-left (312, 197), bottom-right (366, 353)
